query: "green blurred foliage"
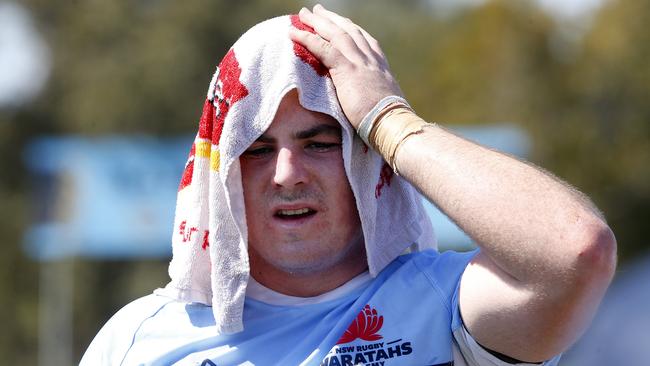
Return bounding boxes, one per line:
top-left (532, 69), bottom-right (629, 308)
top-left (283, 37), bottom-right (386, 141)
top-left (549, 0), bottom-right (650, 263)
top-left (0, 0), bottom-right (648, 363)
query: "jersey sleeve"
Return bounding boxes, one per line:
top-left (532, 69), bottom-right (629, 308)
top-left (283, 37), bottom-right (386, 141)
top-left (447, 254), bottom-right (563, 366)
top-left (79, 293), bottom-right (174, 365)
top-left (451, 323), bottom-right (562, 366)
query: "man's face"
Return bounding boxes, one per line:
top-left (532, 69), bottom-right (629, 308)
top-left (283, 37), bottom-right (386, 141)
top-left (240, 90), bottom-right (365, 280)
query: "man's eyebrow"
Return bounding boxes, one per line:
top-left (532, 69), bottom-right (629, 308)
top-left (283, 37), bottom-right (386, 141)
top-left (256, 134), bottom-right (275, 143)
top-left (294, 124), bottom-right (341, 140)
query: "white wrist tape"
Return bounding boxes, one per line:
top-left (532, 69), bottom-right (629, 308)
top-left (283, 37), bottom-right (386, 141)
top-left (357, 95), bottom-right (411, 146)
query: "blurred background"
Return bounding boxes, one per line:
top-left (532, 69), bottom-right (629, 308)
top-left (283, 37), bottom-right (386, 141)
top-left (1, 0), bottom-right (648, 364)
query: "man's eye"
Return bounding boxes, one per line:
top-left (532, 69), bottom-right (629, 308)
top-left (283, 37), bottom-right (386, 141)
top-left (243, 146), bottom-right (273, 157)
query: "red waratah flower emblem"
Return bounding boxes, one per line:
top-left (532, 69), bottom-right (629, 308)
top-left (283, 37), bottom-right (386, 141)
top-left (337, 305), bottom-right (384, 344)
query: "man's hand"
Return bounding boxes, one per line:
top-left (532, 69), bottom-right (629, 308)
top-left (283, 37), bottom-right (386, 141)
top-left (290, 5), bottom-right (403, 128)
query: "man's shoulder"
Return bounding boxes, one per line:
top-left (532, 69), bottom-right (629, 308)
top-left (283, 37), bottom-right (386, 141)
top-left (108, 293), bottom-right (175, 324)
top-left (80, 293), bottom-right (175, 365)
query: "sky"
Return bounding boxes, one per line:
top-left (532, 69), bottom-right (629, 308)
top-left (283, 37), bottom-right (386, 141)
top-left (535, 0), bottom-right (607, 19)
top-left (0, 2), bottom-right (49, 108)
top-left (0, 0), bottom-right (606, 108)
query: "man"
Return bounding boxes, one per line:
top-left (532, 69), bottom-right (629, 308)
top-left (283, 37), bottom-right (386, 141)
top-left (81, 5), bottom-right (616, 365)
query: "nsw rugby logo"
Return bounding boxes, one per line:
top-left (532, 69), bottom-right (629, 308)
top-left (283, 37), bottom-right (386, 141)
top-left (337, 305), bottom-right (384, 344)
top-left (322, 304), bottom-right (415, 365)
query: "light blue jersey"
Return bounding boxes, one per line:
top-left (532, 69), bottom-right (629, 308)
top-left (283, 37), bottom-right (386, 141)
top-left (80, 250), bottom-right (561, 366)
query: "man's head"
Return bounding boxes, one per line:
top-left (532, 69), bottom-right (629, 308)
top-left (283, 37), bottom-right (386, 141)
top-left (240, 89), bottom-right (366, 295)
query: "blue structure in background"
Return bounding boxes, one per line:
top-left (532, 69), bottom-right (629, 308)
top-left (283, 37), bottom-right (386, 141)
top-left (23, 125), bottom-right (530, 260)
top-left (24, 135), bottom-right (193, 260)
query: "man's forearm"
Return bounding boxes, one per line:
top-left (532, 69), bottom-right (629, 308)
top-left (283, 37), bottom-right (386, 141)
top-left (394, 120), bottom-right (616, 288)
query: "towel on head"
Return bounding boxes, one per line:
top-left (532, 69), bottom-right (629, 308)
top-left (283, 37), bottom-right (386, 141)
top-left (155, 15), bottom-right (436, 334)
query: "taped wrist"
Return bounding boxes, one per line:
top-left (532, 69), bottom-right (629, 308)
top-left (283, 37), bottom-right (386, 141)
top-left (357, 96), bottom-right (411, 146)
top-left (362, 97), bottom-right (433, 174)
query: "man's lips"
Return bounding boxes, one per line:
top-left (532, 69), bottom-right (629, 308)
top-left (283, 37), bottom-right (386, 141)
top-left (272, 204), bottom-right (318, 221)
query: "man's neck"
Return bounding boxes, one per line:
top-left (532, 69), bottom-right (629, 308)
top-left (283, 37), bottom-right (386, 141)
top-left (248, 247), bottom-right (368, 297)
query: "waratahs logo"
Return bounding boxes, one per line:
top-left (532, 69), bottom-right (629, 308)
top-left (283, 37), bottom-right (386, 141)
top-left (322, 304), bottom-right (414, 366)
top-left (337, 305), bottom-right (384, 344)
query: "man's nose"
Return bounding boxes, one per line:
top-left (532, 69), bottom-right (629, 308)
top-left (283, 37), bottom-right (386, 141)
top-left (273, 147), bottom-right (309, 187)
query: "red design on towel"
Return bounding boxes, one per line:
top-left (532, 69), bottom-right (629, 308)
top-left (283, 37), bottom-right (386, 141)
top-left (336, 305), bottom-right (384, 344)
top-left (196, 49), bottom-right (249, 144)
top-left (211, 49), bottom-right (249, 145)
top-left (179, 220), bottom-right (198, 242)
top-left (375, 163), bottom-right (393, 198)
top-left (179, 143), bottom-right (196, 191)
top-left (180, 49), bottom-right (249, 190)
top-left (198, 99), bottom-right (215, 140)
top-left (178, 220), bottom-right (210, 251)
top-left (290, 15), bottom-right (328, 76)
top-left (202, 230), bottom-right (210, 250)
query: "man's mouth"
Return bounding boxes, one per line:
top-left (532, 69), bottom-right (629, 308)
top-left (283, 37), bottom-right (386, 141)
top-left (274, 208), bottom-right (317, 220)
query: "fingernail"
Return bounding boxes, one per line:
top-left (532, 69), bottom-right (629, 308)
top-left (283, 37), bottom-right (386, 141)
top-left (299, 7), bottom-right (311, 16)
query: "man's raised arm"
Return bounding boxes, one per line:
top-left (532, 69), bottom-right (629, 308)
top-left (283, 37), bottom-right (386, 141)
top-left (291, 4), bottom-right (616, 363)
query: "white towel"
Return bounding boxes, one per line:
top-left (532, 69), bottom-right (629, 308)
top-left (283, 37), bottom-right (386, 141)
top-left (155, 14), bottom-right (436, 334)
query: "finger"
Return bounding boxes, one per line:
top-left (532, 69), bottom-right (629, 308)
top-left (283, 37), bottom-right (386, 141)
top-left (357, 27), bottom-right (385, 59)
top-left (297, 7), bottom-right (340, 43)
top-left (298, 8), bottom-right (366, 63)
top-left (289, 27), bottom-right (344, 70)
top-left (313, 4), bottom-right (385, 59)
top-left (312, 4), bottom-right (352, 27)
top-left (311, 4), bottom-right (373, 56)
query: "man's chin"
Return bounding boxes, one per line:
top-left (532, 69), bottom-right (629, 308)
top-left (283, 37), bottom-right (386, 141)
top-left (273, 245), bottom-right (365, 276)
top-left (273, 255), bottom-right (340, 275)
